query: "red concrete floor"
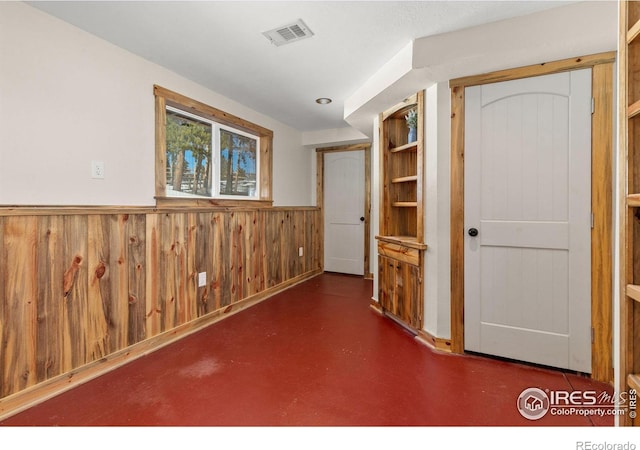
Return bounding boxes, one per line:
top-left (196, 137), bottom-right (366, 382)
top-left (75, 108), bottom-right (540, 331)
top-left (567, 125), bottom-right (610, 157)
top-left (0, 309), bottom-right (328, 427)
top-left (0, 273), bottom-right (615, 427)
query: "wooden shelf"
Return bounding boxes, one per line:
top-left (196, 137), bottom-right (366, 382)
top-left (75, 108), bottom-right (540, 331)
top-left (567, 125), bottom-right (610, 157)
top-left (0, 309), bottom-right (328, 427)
top-left (627, 193), bottom-right (640, 207)
top-left (628, 373), bottom-right (640, 392)
top-left (627, 284), bottom-right (640, 303)
top-left (389, 142), bottom-right (417, 153)
top-left (628, 99), bottom-right (640, 119)
top-left (628, 18), bottom-right (640, 44)
top-left (392, 201), bottom-right (417, 208)
top-left (621, 1), bottom-right (640, 427)
top-left (391, 175), bottom-right (418, 184)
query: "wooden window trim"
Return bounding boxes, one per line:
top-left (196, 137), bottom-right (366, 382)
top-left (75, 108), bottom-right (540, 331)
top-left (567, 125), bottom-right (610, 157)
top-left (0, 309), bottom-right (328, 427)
top-left (154, 85), bottom-right (273, 208)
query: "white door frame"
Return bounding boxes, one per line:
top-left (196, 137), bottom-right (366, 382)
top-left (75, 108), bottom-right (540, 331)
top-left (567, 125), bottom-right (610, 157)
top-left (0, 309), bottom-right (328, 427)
top-left (449, 52), bottom-right (615, 382)
top-left (316, 143), bottom-right (371, 278)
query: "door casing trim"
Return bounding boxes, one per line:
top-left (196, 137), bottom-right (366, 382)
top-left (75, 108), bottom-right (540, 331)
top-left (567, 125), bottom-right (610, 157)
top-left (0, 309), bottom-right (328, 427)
top-left (316, 143), bottom-right (372, 278)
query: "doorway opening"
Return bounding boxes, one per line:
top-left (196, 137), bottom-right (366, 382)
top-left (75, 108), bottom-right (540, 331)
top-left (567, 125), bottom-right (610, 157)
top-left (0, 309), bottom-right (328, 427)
top-left (316, 143), bottom-right (371, 278)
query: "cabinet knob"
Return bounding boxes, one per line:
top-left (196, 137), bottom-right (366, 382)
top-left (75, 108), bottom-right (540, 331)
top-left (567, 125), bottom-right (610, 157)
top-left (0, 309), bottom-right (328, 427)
top-left (468, 227), bottom-right (479, 237)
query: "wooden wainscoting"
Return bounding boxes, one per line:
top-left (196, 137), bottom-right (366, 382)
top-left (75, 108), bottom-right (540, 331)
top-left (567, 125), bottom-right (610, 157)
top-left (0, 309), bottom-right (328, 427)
top-left (0, 206), bottom-right (321, 419)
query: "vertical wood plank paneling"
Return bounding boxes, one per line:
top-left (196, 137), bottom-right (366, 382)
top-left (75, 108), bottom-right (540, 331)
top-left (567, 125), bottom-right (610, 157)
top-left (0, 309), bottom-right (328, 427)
top-left (314, 209), bottom-right (322, 272)
top-left (0, 206), bottom-right (321, 404)
top-left (36, 216), bottom-right (65, 383)
top-left (62, 215), bottom-right (89, 371)
top-left (294, 211), bottom-right (304, 277)
top-left (284, 211), bottom-right (294, 281)
top-left (240, 211), bottom-right (250, 298)
top-left (307, 210), bottom-right (315, 272)
top-left (210, 212), bottom-right (224, 309)
top-left (246, 210), bottom-right (264, 296)
top-left (127, 214), bottom-right (146, 346)
top-left (158, 214), bottom-right (172, 331)
top-left (2, 217), bottom-right (38, 396)
top-left (196, 213), bottom-right (212, 316)
top-left (229, 211), bottom-right (247, 303)
top-left (220, 211), bottom-right (231, 307)
top-left (185, 213), bottom-right (197, 323)
top-left (161, 213), bottom-right (177, 330)
top-left (145, 214), bottom-right (161, 337)
top-left (220, 212), bottom-right (233, 308)
top-left (255, 211), bottom-right (267, 294)
top-left (174, 213), bottom-right (187, 326)
top-left (86, 215), bottom-right (110, 362)
top-left (271, 210), bottom-right (283, 287)
top-left (108, 214), bottom-right (129, 351)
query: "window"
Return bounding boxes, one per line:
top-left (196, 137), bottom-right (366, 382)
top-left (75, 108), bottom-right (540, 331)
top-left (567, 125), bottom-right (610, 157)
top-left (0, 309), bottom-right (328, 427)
top-left (165, 107), bottom-right (259, 199)
top-left (165, 108), bottom-right (213, 197)
top-left (218, 127), bottom-right (258, 198)
top-left (154, 85), bottom-right (273, 207)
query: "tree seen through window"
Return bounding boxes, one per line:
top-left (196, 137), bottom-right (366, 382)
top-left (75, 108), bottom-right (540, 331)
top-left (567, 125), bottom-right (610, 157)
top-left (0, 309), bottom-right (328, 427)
top-left (164, 107), bottom-right (259, 198)
top-left (165, 109), bottom-right (212, 197)
top-left (220, 128), bottom-right (257, 197)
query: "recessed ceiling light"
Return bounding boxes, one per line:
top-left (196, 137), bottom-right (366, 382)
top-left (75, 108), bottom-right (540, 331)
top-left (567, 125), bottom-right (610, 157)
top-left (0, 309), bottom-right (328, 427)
top-left (315, 98), bottom-right (332, 105)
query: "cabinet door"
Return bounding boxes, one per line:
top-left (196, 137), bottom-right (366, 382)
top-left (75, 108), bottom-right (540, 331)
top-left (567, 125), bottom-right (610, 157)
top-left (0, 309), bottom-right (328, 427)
top-left (378, 255), bottom-right (423, 329)
top-left (398, 262), bottom-right (422, 329)
top-left (378, 255), bottom-right (396, 313)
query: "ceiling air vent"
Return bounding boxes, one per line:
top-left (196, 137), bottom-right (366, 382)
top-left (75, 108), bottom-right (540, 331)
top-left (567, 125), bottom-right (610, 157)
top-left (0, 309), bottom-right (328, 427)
top-left (263, 19), bottom-right (314, 47)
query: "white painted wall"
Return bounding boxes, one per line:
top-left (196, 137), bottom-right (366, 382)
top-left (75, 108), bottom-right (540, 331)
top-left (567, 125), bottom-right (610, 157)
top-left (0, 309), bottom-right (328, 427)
top-left (423, 82), bottom-right (451, 338)
top-left (302, 127), bottom-right (369, 149)
top-left (0, 2), bottom-right (312, 207)
top-left (371, 115), bottom-right (381, 299)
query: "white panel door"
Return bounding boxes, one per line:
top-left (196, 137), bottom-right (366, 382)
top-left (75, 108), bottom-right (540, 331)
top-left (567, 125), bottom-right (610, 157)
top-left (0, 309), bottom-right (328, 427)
top-left (464, 69), bottom-right (592, 373)
top-left (324, 150), bottom-right (365, 275)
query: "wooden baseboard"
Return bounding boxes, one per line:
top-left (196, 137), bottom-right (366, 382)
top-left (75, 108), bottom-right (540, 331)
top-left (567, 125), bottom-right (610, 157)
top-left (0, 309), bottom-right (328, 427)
top-left (0, 269), bottom-right (322, 422)
top-left (369, 298), bottom-right (383, 315)
top-left (416, 330), bottom-right (452, 353)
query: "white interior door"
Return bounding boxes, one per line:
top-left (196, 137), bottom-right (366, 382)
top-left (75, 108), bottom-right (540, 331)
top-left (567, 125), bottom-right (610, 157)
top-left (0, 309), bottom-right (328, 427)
top-left (324, 150), bottom-right (365, 275)
top-left (464, 69), bottom-right (592, 373)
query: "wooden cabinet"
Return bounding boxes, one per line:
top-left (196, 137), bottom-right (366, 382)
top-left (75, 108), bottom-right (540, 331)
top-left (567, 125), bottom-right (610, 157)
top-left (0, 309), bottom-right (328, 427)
top-left (378, 243), bottom-right (423, 329)
top-left (620, 1), bottom-right (640, 426)
top-left (376, 91), bottom-right (426, 330)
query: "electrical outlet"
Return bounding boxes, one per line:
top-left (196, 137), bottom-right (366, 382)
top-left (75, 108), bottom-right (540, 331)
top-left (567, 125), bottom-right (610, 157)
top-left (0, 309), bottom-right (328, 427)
top-left (299, 247), bottom-right (304, 257)
top-left (198, 272), bottom-right (206, 287)
top-left (91, 160), bottom-right (105, 179)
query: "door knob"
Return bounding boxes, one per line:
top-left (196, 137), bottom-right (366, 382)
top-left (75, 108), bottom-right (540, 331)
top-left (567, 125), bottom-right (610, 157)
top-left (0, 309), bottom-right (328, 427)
top-left (468, 227), bottom-right (479, 237)
top-left (360, 217), bottom-right (365, 222)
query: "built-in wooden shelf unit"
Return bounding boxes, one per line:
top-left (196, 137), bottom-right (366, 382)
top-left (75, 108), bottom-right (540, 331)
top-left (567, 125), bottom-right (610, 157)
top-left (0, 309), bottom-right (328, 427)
top-left (620, 0), bottom-right (640, 426)
top-left (376, 91), bottom-right (426, 330)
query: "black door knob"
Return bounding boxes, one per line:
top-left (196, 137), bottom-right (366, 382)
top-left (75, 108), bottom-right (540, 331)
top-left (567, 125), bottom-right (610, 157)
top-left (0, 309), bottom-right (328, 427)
top-left (468, 228), bottom-right (479, 237)
top-left (360, 217), bottom-right (365, 222)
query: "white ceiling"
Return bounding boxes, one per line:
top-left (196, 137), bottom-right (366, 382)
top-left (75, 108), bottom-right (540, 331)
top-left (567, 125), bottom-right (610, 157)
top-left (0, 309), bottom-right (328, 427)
top-left (29, 1), bottom-right (574, 132)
